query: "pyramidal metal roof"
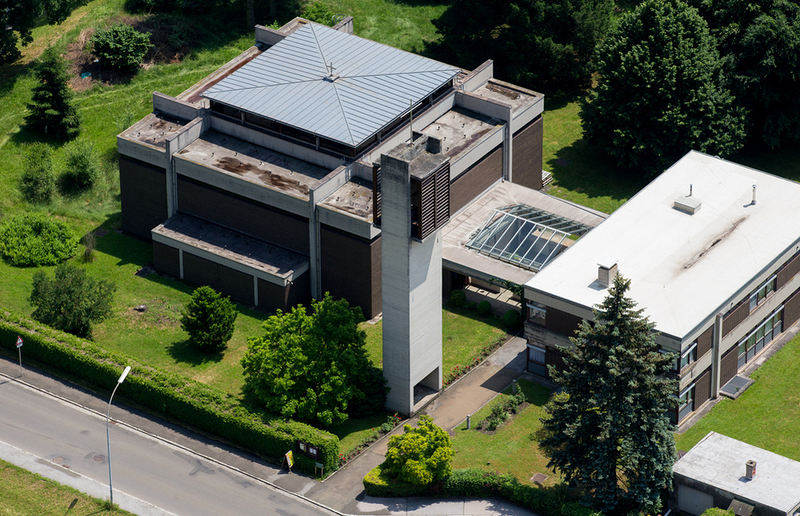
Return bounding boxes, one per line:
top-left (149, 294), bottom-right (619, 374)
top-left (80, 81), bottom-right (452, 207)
top-left (202, 22), bottom-right (461, 147)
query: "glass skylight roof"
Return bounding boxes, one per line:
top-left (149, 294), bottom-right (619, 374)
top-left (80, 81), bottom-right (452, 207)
top-left (466, 204), bottom-right (591, 271)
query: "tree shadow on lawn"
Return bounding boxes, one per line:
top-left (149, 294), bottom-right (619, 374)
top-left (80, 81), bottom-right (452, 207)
top-left (167, 338), bottom-right (225, 365)
top-left (547, 136), bottom-right (647, 211)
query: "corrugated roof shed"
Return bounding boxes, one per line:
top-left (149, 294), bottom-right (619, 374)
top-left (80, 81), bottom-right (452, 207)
top-left (203, 22), bottom-right (460, 147)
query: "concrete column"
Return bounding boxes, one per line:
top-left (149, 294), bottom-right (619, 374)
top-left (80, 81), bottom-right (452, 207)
top-left (712, 313), bottom-right (723, 398)
top-left (381, 136), bottom-right (445, 415)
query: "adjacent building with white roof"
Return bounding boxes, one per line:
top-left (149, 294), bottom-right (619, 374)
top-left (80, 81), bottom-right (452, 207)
top-left (671, 432), bottom-right (800, 515)
top-left (524, 151), bottom-right (800, 424)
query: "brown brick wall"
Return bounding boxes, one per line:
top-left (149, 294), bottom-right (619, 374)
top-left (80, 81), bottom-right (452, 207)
top-left (720, 344), bottom-right (739, 387)
top-left (545, 347), bottom-right (565, 380)
top-left (176, 176), bottom-right (309, 255)
top-left (546, 306), bottom-right (582, 338)
top-left (778, 252), bottom-right (800, 290)
top-left (258, 272), bottom-right (310, 314)
top-left (693, 368), bottom-right (712, 407)
top-left (119, 156), bottom-right (168, 240)
top-left (511, 115), bottom-right (543, 190)
top-left (784, 286), bottom-right (800, 329)
top-left (450, 145), bottom-right (502, 215)
top-left (722, 300), bottom-right (749, 337)
top-left (320, 225), bottom-right (382, 319)
top-left (182, 252), bottom-right (254, 305)
top-left (696, 325), bottom-right (713, 359)
top-left (153, 242), bottom-right (180, 279)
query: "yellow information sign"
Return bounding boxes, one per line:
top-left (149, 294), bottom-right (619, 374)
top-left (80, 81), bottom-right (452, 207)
top-left (284, 450), bottom-right (294, 469)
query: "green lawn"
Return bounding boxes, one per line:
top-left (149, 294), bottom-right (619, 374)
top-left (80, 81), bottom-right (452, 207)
top-left (675, 333), bottom-right (800, 461)
top-left (0, 459), bottom-right (133, 515)
top-left (324, 0), bottom-right (448, 53)
top-left (363, 305), bottom-right (508, 374)
top-left (450, 379), bottom-right (558, 487)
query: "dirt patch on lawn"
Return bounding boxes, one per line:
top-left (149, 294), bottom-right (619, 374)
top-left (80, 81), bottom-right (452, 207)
top-left (67, 15), bottom-right (197, 92)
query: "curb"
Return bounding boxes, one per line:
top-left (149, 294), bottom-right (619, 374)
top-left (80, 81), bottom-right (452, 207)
top-left (0, 369), bottom-right (346, 516)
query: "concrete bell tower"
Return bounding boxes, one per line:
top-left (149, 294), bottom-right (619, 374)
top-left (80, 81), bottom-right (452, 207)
top-left (379, 134), bottom-right (450, 415)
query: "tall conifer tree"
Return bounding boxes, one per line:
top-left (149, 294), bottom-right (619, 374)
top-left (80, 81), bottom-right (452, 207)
top-left (539, 274), bottom-right (677, 513)
top-left (25, 47), bottom-right (80, 140)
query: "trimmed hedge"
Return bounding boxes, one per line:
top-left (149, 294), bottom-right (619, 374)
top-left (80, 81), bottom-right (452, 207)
top-left (364, 467), bottom-right (601, 516)
top-left (0, 309), bottom-right (338, 475)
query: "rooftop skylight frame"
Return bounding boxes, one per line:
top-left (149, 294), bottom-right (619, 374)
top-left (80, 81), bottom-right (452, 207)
top-left (466, 205), bottom-right (588, 271)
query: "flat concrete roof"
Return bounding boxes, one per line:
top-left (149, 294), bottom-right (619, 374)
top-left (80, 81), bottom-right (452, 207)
top-left (121, 112), bottom-right (189, 150)
top-left (152, 213), bottom-right (308, 283)
top-left (442, 181), bottom-right (608, 285)
top-left (525, 151), bottom-right (800, 339)
top-left (472, 80), bottom-right (538, 114)
top-left (420, 107), bottom-right (500, 160)
top-left (674, 432), bottom-right (800, 513)
top-left (318, 176), bottom-right (373, 221)
top-left (175, 130), bottom-right (331, 201)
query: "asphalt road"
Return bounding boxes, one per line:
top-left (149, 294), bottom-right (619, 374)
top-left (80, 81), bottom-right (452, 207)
top-left (0, 375), bottom-right (338, 516)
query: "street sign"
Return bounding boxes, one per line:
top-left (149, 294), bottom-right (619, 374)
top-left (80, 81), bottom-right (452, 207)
top-left (16, 336), bottom-right (23, 348)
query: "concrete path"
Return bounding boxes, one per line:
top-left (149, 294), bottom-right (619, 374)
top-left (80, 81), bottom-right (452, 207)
top-left (0, 335), bottom-right (536, 516)
top-left (307, 336), bottom-right (533, 515)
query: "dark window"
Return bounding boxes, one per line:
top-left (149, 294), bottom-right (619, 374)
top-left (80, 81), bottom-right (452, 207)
top-left (528, 302), bottom-right (546, 327)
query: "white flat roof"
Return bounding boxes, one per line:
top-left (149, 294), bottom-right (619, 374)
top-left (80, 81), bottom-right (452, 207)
top-left (525, 151), bottom-right (800, 339)
top-left (673, 432), bottom-right (800, 513)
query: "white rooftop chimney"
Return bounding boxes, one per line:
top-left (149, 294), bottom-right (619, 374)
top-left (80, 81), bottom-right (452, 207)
top-left (745, 459), bottom-right (757, 480)
top-left (597, 257), bottom-right (618, 287)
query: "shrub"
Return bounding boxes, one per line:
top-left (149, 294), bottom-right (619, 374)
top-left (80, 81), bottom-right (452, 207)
top-left (29, 263), bottom-right (116, 338)
top-left (20, 143), bottom-right (56, 204)
top-left (91, 22), bottom-right (151, 72)
top-left (62, 139), bottom-right (101, 193)
top-left (0, 310), bottom-right (339, 475)
top-left (125, 0), bottom-right (177, 13)
top-left (477, 300), bottom-right (492, 316)
top-left (0, 213), bottom-right (78, 267)
top-left (448, 289), bottom-right (466, 308)
top-left (502, 309), bottom-right (522, 330)
top-left (384, 415), bottom-right (453, 485)
top-left (301, 1), bottom-right (336, 25)
top-left (364, 467), bottom-right (602, 516)
top-left (180, 286), bottom-right (237, 352)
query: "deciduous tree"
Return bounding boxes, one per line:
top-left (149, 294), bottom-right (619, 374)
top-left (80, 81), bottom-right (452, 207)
top-left (241, 293), bottom-right (387, 426)
top-left (690, 0), bottom-right (800, 148)
top-left (428, 0), bottom-right (613, 94)
top-left (0, 0), bottom-right (86, 64)
top-left (30, 263), bottom-right (116, 338)
top-left (539, 274), bottom-right (676, 513)
top-left (181, 286), bottom-right (238, 353)
top-left (581, 0), bottom-right (746, 177)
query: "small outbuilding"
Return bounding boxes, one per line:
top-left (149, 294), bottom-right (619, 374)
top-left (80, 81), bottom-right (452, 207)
top-left (671, 431), bottom-right (800, 516)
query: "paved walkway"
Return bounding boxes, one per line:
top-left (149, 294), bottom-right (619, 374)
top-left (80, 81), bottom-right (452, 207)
top-left (0, 335), bottom-right (537, 516)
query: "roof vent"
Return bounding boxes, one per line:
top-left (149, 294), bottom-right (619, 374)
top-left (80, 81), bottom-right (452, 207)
top-left (597, 257), bottom-right (618, 287)
top-left (673, 186), bottom-right (702, 215)
top-left (745, 460), bottom-right (757, 480)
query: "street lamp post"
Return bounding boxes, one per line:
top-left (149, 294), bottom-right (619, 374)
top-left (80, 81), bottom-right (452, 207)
top-left (106, 365), bottom-right (131, 506)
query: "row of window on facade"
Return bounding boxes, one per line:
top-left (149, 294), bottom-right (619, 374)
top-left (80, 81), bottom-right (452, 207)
top-left (676, 305), bottom-right (783, 423)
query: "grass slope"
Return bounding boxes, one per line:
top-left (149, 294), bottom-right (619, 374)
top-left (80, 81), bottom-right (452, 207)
top-left (676, 333), bottom-right (800, 461)
top-left (0, 459), bottom-right (133, 515)
top-left (450, 379), bottom-right (558, 487)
